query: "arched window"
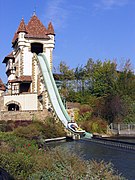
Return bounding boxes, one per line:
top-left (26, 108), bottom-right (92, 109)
top-left (7, 103), bottom-right (19, 111)
top-left (31, 43), bottom-right (43, 54)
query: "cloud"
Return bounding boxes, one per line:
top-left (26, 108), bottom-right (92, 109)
top-left (94, 0), bottom-right (128, 10)
top-left (43, 0), bottom-right (68, 32)
top-left (42, 0), bottom-right (87, 32)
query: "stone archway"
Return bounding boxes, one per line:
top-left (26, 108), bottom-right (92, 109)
top-left (5, 101), bottom-right (22, 111)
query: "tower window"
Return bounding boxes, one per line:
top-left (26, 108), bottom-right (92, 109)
top-left (31, 43), bottom-right (43, 54)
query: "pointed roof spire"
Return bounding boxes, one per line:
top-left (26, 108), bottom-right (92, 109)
top-left (17, 18), bottom-right (28, 34)
top-left (47, 22), bottom-right (55, 35)
top-left (25, 14), bottom-right (49, 39)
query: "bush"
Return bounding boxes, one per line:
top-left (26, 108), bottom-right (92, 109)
top-left (14, 124), bottom-right (41, 139)
top-left (0, 120), bottom-right (33, 132)
top-left (42, 117), bottom-right (66, 138)
top-left (6, 120), bottom-right (15, 131)
top-left (79, 104), bottom-right (93, 116)
top-left (0, 121), bottom-right (7, 132)
top-left (0, 132), bottom-right (37, 151)
top-left (0, 132), bottom-right (42, 179)
top-left (80, 117), bottom-right (107, 134)
top-left (14, 120), bottom-right (32, 128)
top-left (29, 147), bottom-right (125, 180)
top-left (13, 118), bottom-right (66, 140)
top-left (0, 150), bottom-right (36, 179)
top-left (77, 104), bottom-right (93, 123)
top-left (0, 117), bottom-right (66, 139)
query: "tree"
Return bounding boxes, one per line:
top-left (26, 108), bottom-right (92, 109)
top-left (58, 61), bottom-right (74, 98)
top-left (91, 60), bottom-right (117, 97)
top-left (117, 60), bottom-right (135, 99)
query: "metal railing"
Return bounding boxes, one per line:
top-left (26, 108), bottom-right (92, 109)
top-left (108, 123), bottom-right (135, 135)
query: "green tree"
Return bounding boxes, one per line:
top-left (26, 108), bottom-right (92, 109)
top-left (117, 60), bottom-right (135, 99)
top-left (92, 60), bottom-right (117, 97)
top-left (58, 61), bottom-right (74, 99)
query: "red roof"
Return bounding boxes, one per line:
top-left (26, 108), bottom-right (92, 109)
top-left (3, 52), bottom-right (14, 63)
top-left (25, 14), bottom-right (48, 38)
top-left (47, 22), bottom-right (55, 35)
top-left (8, 76), bottom-right (32, 83)
top-left (12, 14), bottom-right (54, 44)
top-left (0, 78), bottom-right (6, 91)
top-left (17, 18), bottom-right (28, 34)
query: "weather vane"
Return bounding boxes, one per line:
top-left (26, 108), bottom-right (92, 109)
top-left (33, 5), bottom-right (37, 15)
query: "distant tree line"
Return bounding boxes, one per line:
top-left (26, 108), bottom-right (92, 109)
top-left (55, 58), bottom-right (135, 124)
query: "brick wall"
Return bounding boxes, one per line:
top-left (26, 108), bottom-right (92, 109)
top-left (0, 109), bottom-right (50, 121)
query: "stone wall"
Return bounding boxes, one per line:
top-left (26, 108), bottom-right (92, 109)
top-left (0, 96), bottom-right (4, 110)
top-left (0, 109), bottom-right (50, 121)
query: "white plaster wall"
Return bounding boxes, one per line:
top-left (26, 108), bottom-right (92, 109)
top-left (4, 94), bottom-right (38, 110)
top-left (44, 48), bottom-right (53, 69)
top-left (19, 32), bottom-right (25, 41)
top-left (45, 48), bottom-right (50, 65)
top-left (23, 49), bottom-right (33, 75)
top-left (15, 52), bottom-right (21, 77)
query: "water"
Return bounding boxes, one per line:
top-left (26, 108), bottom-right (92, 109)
top-left (105, 137), bottom-right (135, 143)
top-left (46, 139), bottom-right (135, 180)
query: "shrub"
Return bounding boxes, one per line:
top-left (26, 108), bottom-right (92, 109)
top-left (0, 132), bottom-right (42, 179)
top-left (80, 117), bottom-right (107, 134)
top-left (0, 120), bottom-right (7, 132)
top-left (42, 117), bottom-right (66, 138)
top-left (29, 147), bottom-right (125, 180)
top-left (0, 120), bottom-right (33, 132)
top-left (0, 149), bottom-right (38, 179)
top-left (85, 160), bottom-right (125, 180)
top-left (6, 120), bottom-right (15, 131)
top-left (14, 120), bottom-right (32, 128)
top-left (0, 117), bottom-right (66, 139)
top-left (0, 132), bottom-right (37, 151)
top-left (79, 104), bottom-right (93, 116)
top-left (12, 119), bottom-right (66, 149)
top-left (13, 124), bottom-right (41, 139)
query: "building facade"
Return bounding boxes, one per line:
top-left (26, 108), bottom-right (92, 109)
top-left (1, 14), bottom-right (55, 113)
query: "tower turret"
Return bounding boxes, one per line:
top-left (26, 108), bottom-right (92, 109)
top-left (17, 18), bottom-right (28, 34)
top-left (47, 22), bottom-right (55, 35)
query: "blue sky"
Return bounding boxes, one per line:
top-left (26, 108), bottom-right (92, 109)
top-left (1, 0), bottom-right (135, 82)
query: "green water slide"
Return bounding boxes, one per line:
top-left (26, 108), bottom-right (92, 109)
top-left (37, 53), bottom-right (93, 137)
top-left (37, 53), bottom-right (71, 128)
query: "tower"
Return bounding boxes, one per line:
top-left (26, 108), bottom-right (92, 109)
top-left (2, 14), bottom-right (55, 112)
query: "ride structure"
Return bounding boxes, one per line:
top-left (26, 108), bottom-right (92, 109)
top-left (37, 53), bottom-right (86, 138)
